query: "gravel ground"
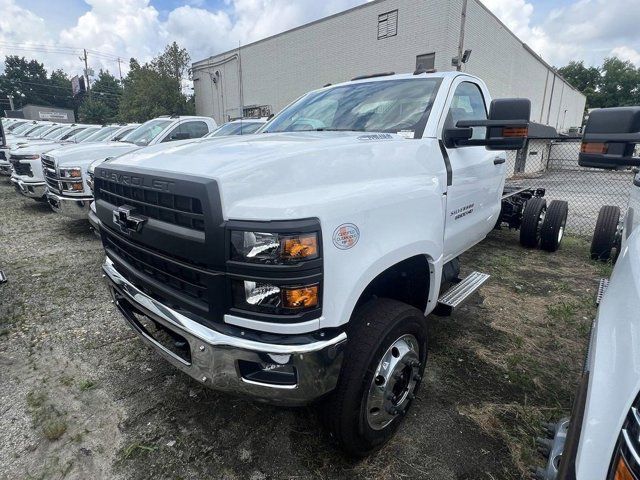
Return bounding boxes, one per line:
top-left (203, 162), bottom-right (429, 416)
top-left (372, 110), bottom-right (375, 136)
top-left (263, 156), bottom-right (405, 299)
top-left (0, 179), bottom-right (602, 479)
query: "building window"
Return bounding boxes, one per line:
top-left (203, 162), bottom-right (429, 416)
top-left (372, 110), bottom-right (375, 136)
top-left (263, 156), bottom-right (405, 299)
top-left (416, 53), bottom-right (435, 71)
top-left (377, 10), bottom-right (398, 39)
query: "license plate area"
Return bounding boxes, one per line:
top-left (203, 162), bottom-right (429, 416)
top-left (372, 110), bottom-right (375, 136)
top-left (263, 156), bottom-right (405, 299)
top-left (117, 295), bottom-right (192, 364)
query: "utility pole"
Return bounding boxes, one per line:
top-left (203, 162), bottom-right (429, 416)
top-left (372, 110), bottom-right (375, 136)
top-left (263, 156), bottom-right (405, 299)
top-left (80, 49), bottom-right (91, 98)
top-left (7, 95), bottom-right (14, 111)
top-left (117, 57), bottom-right (123, 81)
top-left (456, 0), bottom-right (468, 72)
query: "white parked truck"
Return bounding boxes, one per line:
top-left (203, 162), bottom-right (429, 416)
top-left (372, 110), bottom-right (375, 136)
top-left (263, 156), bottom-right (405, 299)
top-left (9, 124), bottom-right (99, 199)
top-left (45, 116), bottom-right (216, 219)
top-left (94, 71), bottom-right (568, 455)
top-left (533, 107), bottom-right (640, 480)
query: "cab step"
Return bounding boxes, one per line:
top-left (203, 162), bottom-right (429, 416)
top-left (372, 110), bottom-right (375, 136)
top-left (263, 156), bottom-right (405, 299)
top-left (596, 278), bottom-right (609, 305)
top-left (434, 271), bottom-right (490, 316)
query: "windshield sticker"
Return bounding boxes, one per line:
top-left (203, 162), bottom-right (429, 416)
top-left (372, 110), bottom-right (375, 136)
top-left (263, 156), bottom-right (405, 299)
top-left (357, 133), bottom-right (394, 141)
top-left (333, 223), bottom-right (360, 250)
top-left (397, 130), bottom-right (415, 139)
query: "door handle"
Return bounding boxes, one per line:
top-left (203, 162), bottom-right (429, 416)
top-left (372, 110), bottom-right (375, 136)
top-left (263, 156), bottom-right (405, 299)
top-left (493, 157), bottom-right (506, 165)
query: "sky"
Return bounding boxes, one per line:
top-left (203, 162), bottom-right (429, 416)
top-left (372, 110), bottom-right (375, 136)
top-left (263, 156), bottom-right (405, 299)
top-left (1, 0), bottom-right (639, 81)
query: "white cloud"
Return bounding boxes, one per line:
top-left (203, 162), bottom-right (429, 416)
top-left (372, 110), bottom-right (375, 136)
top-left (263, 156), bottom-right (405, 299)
top-left (610, 46), bottom-right (640, 66)
top-left (481, 0), bottom-right (640, 67)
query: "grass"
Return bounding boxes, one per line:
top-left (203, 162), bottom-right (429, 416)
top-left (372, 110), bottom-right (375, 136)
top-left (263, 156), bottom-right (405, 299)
top-left (120, 442), bottom-right (158, 460)
top-left (79, 379), bottom-right (97, 392)
top-left (26, 389), bottom-right (69, 442)
top-left (546, 302), bottom-right (577, 322)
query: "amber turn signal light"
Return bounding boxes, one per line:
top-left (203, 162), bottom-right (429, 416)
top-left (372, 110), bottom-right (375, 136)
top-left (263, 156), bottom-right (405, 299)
top-left (282, 285), bottom-right (319, 309)
top-left (282, 233), bottom-right (318, 260)
top-left (502, 127), bottom-right (528, 138)
top-left (614, 457), bottom-right (634, 480)
top-left (581, 142), bottom-right (608, 154)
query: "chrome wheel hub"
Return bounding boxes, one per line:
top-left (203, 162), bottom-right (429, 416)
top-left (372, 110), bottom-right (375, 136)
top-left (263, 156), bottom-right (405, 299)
top-left (365, 334), bottom-right (421, 430)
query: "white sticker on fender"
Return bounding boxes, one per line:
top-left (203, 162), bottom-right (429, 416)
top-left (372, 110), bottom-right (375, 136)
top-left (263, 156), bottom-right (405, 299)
top-left (333, 223), bottom-right (360, 250)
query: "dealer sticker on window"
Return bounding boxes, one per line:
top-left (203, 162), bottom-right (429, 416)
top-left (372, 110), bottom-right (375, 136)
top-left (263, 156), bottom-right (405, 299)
top-left (333, 223), bottom-right (360, 250)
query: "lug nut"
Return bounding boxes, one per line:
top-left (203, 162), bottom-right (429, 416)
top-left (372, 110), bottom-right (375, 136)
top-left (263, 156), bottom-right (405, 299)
top-left (413, 374), bottom-right (422, 382)
top-left (199, 346), bottom-right (205, 352)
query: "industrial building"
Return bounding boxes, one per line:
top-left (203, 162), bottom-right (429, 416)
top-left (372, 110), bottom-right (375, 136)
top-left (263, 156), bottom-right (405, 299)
top-left (192, 0), bottom-right (586, 132)
top-left (4, 104), bottom-right (75, 123)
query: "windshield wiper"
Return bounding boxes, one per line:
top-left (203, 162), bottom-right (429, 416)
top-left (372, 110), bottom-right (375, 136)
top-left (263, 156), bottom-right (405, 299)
top-left (313, 128), bottom-right (366, 132)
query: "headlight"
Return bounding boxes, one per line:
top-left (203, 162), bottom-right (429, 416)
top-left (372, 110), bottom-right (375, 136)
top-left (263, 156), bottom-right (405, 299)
top-left (232, 280), bottom-right (319, 314)
top-left (59, 167), bottom-right (82, 179)
top-left (230, 231), bottom-right (319, 264)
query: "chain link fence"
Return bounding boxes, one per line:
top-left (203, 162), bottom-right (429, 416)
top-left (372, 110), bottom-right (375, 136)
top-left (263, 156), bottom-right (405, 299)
top-left (504, 137), bottom-right (634, 236)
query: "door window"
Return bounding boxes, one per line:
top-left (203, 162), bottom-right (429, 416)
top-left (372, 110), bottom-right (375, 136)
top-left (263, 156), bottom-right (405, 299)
top-left (446, 82), bottom-right (488, 140)
top-left (163, 121), bottom-right (209, 142)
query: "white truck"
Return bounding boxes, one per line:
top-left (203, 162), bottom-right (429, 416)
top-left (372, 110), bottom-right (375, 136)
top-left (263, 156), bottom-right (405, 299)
top-left (9, 124), bottom-right (99, 200)
top-left (532, 107), bottom-right (640, 480)
top-left (94, 71), bottom-right (568, 455)
top-left (45, 116), bottom-right (216, 219)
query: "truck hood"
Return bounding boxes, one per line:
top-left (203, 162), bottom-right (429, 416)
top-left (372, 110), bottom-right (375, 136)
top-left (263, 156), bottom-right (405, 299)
top-left (50, 142), bottom-right (141, 167)
top-left (10, 141), bottom-right (66, 155)
top-left (103, 131), bottom-right (432, 218)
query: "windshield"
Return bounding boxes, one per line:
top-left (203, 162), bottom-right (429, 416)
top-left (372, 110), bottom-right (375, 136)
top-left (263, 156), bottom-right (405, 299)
top-left (121, 119), bottom-right (172, 146)
top-left (207, 121), bottom-right (263, 137)
top-left (9, 123), bottom-right (35, 135)
top-left (41, 126), bottom-right (65, 139)
top-left (7, 121), bottom-right (28, 132)
top-left (25, 125), bottom-right (50, 137)
top-left (84, 126), bottom-right (119, 142)
top-left (34, 125), bottom-right (60, 138)
top-left (112, 126), bottom-right (136, 141)
top-left (59, 127), bottom-right (87, 141)
top-left (264, 78), bottom-right (441, 137)
top-left (68, 127), bottom-right (100, 143)
top-left (19, 124), bottom-right (44, 136)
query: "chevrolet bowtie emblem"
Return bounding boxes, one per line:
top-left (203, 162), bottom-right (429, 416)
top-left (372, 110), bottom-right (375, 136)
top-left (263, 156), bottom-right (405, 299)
top-left (113, 205), bottom-right (147, 235)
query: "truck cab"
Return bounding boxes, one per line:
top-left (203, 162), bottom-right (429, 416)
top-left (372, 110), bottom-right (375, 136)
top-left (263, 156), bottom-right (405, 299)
top-left (95, 71), bottom-right (546, 455)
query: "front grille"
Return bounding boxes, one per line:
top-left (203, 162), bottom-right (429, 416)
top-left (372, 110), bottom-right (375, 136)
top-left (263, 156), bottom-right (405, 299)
top-left (0, 151), bottom-right (6, 160)
top-left (96, 178), bottom-right (205, 231)
top-left (11, 159), bottom-right (32, 176)
top-left (42, 155), bottom-right (60, 192)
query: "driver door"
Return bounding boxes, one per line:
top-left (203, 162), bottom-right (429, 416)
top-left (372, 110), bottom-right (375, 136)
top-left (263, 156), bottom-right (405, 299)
top-left (440, 79), bottom-right (505, 261)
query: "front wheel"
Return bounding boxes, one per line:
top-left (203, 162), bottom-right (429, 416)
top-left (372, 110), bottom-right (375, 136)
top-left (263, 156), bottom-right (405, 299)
top-left (320, 298), bottom-right (428, 457)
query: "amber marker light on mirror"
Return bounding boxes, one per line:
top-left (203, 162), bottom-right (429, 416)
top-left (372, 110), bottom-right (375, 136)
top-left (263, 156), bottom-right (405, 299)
top-left (581, 142), bottom-right (608, 154)
top-left (502, 127), bottom-right (528, 138)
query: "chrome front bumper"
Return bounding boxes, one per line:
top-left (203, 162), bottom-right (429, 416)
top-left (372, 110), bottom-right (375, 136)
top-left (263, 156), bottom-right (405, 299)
top-left (47, 191), bottom-right (92, 220)
top-left (10, 177), bottom-right (46, 198)
top-left (102, 257), bottom-right (346, 405)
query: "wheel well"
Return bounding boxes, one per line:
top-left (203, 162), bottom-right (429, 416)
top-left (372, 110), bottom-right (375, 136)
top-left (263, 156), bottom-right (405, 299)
top-left (354, 255), bottom-right (431, 314)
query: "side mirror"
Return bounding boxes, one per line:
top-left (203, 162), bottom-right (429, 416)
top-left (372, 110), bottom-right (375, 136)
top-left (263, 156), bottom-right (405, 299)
top-left (578, 107), bottom-right (640, 169)
top-left (444, 98), bottom-right (531, 150)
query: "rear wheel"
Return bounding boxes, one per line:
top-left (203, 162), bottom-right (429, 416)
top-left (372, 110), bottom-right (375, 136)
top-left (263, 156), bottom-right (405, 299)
top-left (591, 205), bottom-right (620, 261)
top-left (320, 298), bottom-right (427, 457)
top-left (540, 200), bottom-right (569, 252)
top-left (520, 197), bottom-right (547, 248)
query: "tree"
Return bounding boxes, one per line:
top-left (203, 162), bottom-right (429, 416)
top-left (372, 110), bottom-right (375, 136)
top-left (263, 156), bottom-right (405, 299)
top-left (89, 70), bottom-right (121, 119)
top-left (0, 56), bottom-right (55, 108)
top-left (152, 41), bottom-right (190, 87)
top-left (596, 57), bottom-right (640, 108)
top-left (556, 61), bottom-right (600, 108)
top-left (118, 50), bottom-right (192, 122)
top-left (78, 98), bottom-right (112, 123)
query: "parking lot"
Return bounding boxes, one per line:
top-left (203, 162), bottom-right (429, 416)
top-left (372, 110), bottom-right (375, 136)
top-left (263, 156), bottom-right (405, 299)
top-left (0, 179), bottom-right (604, 480)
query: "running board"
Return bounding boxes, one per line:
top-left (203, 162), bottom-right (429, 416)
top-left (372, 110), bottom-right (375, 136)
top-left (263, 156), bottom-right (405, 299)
top-left (596, 278), bottom-right (609, 305)
top-left (434, 271), bottom-right (490, 316)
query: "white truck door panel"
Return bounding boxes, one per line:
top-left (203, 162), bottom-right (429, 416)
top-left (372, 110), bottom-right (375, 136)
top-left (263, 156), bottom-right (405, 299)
top-left (439, 80), bottom-right (504, 260)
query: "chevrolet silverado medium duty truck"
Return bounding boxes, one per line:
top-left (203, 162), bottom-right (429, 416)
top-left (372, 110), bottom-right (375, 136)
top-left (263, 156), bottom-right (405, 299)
top-left (532, 107), bottom-right (640, 480)
top-left (44, 116), bottom-right (216, 219)
top-left (9, 124), bottom-right (98, 200)
top-left (95, 71), bottom-right (568, 455)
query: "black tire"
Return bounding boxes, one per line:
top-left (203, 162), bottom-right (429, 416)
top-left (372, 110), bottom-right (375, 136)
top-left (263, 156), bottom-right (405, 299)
top-left (320, 298), bottom-right (428, 457)
top-left (540, 200), bottom-right (569, 252)
top-left (591, 205), bottom-right (620, 261)
top-left (520, 197), bottom-right (547, 248)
